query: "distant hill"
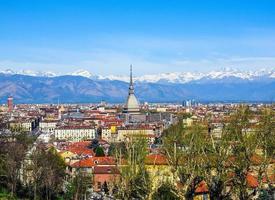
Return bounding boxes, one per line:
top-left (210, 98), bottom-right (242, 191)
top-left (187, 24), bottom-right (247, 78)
top-left (0, 72), bottom-right (274, 104)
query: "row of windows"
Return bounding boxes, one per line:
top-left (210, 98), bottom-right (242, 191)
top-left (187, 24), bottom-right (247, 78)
top-left (56, 133), bottom-right (95, 137)
top-left (55, 130), bottom-right (95, 133)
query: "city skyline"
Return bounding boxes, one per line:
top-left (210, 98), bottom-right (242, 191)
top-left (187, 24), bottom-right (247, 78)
top-left (1, 0), bottom-right (275, 76)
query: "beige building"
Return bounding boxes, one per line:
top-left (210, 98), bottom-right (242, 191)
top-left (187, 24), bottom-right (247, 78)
top-left (54, 126), bottom-right (96, 141)
top-left (9, 120), bottom-right (33, 131)
top-left (117, 127), bottom-right (155, 142)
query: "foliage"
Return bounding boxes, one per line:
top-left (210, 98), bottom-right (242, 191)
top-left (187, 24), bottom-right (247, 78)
top-left (115, 137), bottom-right (151, 199)
top-left (151, 181), bottom-right (180, 200)
top-left (0, 188), bottom-right (16, 200)
top-left (0, 132), bottom-right (33, 197)
top-left (95, 146), bottom-right (105, 157)
top-left (27, 145), bottom-right (66, 200)
top-left (128, 168), bottom-right (151, 199)
top-left (89, 139), bottom-right (99, 151)
top-left (163, 106), bottom-right (275, 199)
top-left (177, 112), bottom-right (192, 121)
top-left (108, 142), bottom-right (127, 158)
top-left (64, 171), bottom-right (92, 200)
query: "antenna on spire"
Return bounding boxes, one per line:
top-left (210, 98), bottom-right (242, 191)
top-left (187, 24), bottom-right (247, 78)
top-left (130, 64), bottom-right (133, 85)
top-left (129, 65), bottom-right (134, 94)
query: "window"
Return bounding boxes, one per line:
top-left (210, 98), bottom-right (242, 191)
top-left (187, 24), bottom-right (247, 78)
top-left (97, 182), bottom-right (101, 190)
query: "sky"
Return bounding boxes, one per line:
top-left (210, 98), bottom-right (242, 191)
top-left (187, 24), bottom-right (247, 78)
top-left (0, 0), bottom-right (275, 76)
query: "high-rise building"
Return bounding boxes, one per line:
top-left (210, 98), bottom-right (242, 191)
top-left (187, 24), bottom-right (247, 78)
top-left (124, 65), bottom-right (140, 114)
top-left (7, 96), bottom-right (13, 112)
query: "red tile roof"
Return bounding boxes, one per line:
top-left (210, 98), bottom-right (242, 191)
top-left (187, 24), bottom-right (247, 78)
top-left (66, 141), bottom-right (94, 156)
top-left (246, 173), bottom-right (258, 188)
top-left (70, 156), bottom-right (116, 168)
top-left (94, 166), bottom-right (120, 174)
top-left (195, 181), bottom-right (209, 194)
top-left (145, 154), bottom-right (169, 165)
top-left (70, 157), bottom-right (95, 168)
top-left (227, 172), bottom-right (275, 188)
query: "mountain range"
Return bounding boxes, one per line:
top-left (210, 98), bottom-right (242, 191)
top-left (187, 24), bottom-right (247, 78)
top-left (0, 68), bottom-right (274, 103)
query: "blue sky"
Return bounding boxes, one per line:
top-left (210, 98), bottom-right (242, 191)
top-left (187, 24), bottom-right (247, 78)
top-left (0, 0), bottom-right (275, 76)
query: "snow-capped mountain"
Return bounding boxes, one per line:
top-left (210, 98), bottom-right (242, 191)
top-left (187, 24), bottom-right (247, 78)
top-left (0, 68), bottom-right (274, 83)
top-left (0, 69), bottom-right (16, 75)
top-left (20, 70), bottom-right (57, 77)
top-left (0, 69), bottom-right (57, 77)
top-left (103, 68), bottom-right (275, 83)
top-left (70, 69), bottom-right (94, 78)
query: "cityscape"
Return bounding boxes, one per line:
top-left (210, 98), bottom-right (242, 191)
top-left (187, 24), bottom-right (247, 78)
top-left (0, 1), bottom-right (275, 200)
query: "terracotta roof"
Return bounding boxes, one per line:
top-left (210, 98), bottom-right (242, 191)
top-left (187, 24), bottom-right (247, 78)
top-left (195, 181), bottom-right (209, 194)
top-left (227, 172), bottom-right (274, 188)
top-left (70, 157), bottom-right (95, 168)
top-left (66, 141), bottom-right (94, 156)
top-left (94, 166), bottom-right (120, 174)
top-left (70, 156), bottom-right (116, 168)
top-left (145, 154), bottom-right (168, 165)
top-left (246, 174), bottom-right (258, 188)
top-left (250, 154), bottom-right (263, 165)
top-left (225, 154), bottom-right (272, 167)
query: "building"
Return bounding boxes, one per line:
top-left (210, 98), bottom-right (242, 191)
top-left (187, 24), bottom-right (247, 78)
top-left (54, 125), bottom-right (96, 141)
top-left (9, 120), bottom-right (34, 132)
top-left (124, 65), bottom-right (140, 114)
top-left (101, 127), bottom-right (112, 141)
top-left (93, 166), bottom-right (120, 192)
top-left (145, 154), bottom-right (174, 191)
top-left (7, 96), bottom-right (13, 112)
top-left (39, 120), bottom-right (58, 133)
top-left (116, 127), bottom-right (155, 143)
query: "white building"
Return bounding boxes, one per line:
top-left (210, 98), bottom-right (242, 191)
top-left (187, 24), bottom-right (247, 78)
top-left (37, 133), bottom-right (52, 143)
top-left (101, 128), bottom-right (112, 141)
top-left (39, 120), bottom-right (58, 133)
top-left (54, 126), bottom-right (96, 141)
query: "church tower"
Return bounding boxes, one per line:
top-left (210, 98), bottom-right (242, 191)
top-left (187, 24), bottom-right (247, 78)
top-left (124, 65), bottom-right (140, 114)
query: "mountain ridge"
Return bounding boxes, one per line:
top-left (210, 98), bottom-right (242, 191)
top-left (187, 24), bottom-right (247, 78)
top-left (1, 68), bottom-right (274, 84)
top-left (0, 72), bottom-right (274, 103)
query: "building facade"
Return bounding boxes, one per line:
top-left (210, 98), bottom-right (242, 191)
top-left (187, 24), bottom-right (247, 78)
top-left (54, 126), bottom-right (96, 141)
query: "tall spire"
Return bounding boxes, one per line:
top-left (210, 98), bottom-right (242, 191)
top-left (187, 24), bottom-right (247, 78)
top-left (124, 64), bottom-right (140, 114)
top-left (129, 65), bottom-right (134, 94)
top-left (130, 64), bottom-right (133, 85)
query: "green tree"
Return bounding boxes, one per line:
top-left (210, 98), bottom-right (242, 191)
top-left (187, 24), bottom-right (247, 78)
top-left (95, 146), bottom-right (105, 157)
top-left (108, 142), bottom-right (127, 159)
top-left (128, 168), bottom-right (151, 199)
top-left (64, 171), bottom-right (92, 200)
top-left (28, 145), bottom-right (66, 200)
top-left (152, 181), bottom-right (180, 200)
top-left (222, 106), bottom-right (259, 199)
top-left (115, 137), bottom-right (151, 199)
top-left (163, 122), bottom-right (212, 198)
top-left (0, 132), bottom-right (35, 198)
